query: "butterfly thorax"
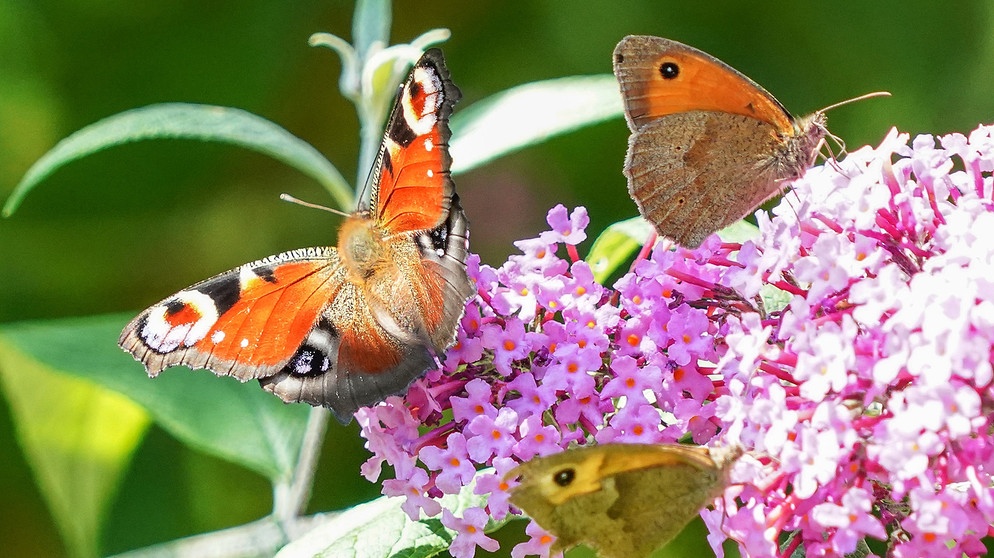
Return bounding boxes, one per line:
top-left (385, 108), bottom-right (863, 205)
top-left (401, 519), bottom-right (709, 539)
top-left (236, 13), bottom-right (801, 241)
top-left (338, 214), bottom-right (391, 281)
top-left (776, 111), bottom-right (828, 181)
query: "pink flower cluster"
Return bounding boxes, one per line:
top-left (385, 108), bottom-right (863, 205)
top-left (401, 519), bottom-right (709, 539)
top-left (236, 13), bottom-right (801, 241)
top-left (357, 124), bottom-right (994, 558)
top-left (713, 125), bottom-right (994, 557)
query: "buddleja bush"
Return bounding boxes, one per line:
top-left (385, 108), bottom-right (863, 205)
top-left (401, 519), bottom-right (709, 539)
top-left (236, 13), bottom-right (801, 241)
top-left (364, 126), bottom-right (994, 557)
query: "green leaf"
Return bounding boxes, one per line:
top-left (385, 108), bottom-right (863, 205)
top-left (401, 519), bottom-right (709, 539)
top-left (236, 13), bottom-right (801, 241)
top-left (449, 74), bottom-right (623, 174)
top-left (760, 283), bottom-right (793, 315)
top-left (276, 470), bottom-right (511, 558)
top-left (586, 217), bottom-right (768, 285)
top-left (0, 335), bottom-right (150, 558)
top-left (586, 216), bottom-right (654, 284)
top-left (0, 314), bottom-right (311, 482)
top-left (309, 33), bottom-right (361, 101)
top-left (716, 219), bottom-right (761, 244)
top-left (352, 0), bottom-right (391, 62)
top-left (2, 103), bottom-right (353, 216)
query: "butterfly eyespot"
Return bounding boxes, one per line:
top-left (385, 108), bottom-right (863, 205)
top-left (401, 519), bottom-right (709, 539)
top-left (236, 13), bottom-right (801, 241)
top-left (286, 344), bottom-right (332, 376)
top-left (675, 196), bottom-right (686, 206)
top-left (659, 61), bottom-right (679, 80)
top-left (553, 467), bottom-right (576, 487)
top-left (164, 299), bottom-right (187, 316)
top-left (417, 224), bottom-right (450, 259)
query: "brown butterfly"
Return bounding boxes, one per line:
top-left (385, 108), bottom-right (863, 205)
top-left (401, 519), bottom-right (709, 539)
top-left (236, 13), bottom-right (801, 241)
top-left (614, 35), bottom-right (884, 248)
top-left (506, 443), bottom-right (741, 558)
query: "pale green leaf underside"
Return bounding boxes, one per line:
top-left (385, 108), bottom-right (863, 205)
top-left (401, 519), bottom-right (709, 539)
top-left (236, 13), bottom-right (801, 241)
top-left (449, 74), bottom-right (622, 174)
top-left (716, 219), bottom-right (761, 244)
top-left (587, 216), bottom-right (654, 283)
top-left (0, 338), bottom-right (150, 558)
top-left (0, 314), bottom-right (311, 482)
top-left (588, 217), bottom-right (765, 284)
top-left (277, 470), bottom-right (511, 558)
top-left (3, 103), bottom-right (353, 216)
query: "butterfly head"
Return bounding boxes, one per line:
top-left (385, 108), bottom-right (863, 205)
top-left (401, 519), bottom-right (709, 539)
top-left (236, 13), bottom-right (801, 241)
top-left (782, 110), bottom-right (830, 178)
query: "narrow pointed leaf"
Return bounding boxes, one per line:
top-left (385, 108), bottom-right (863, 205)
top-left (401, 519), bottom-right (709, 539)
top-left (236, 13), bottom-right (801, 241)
top-left (449, 74), bottom-right (623, 174)
top-left (3, 103), bottom-right (353, 216)
top-left (276, 470), bottom-right (510, 558)
top-left (587, 216), bottom-right (654, 284)
top-left (0, 315), bottom-right (311, 482)
top-left (0, 337), bottom-right (150, 558)
top-left (352, 0), bottom-right (391, 61)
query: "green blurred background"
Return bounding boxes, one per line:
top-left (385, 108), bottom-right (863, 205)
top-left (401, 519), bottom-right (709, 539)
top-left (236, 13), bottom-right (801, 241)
top-left (2, 1), bottom-right (993, 556)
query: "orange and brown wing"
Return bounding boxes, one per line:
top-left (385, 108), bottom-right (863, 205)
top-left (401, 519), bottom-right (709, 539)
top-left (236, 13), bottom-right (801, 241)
top-left (613, 35), bottom-right (794, 134)
top-left (119, 248), bottom-right (343, 381)
top-left (369, 48), bottom-right (460, 234)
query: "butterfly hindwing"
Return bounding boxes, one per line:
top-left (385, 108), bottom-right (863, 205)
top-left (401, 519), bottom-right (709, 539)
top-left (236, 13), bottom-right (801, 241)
top-left (626, 111), bottom-right (788, 247)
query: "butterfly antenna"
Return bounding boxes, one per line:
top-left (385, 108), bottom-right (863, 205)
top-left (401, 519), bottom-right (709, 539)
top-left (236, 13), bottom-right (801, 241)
top-left (279, 193), bottom-right (350, 218)
top-left (818, 91), bottom-right (891, 114)
top-left (355, 149), bottom-right (384, 209)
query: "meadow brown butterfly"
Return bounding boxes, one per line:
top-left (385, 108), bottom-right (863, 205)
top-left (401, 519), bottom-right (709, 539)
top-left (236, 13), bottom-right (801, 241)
top-left (613, 35), bottom-right (885, 248)
top-left (506, 443), bottom-right (741, 558)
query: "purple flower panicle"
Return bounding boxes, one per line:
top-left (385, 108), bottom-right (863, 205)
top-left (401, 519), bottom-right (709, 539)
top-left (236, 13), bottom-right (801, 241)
top-left (358, 125), bottom-right (994, 558)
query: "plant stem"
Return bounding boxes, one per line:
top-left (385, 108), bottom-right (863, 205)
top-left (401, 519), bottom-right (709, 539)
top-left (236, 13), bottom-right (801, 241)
top-left (272, 406), bottom-right (330, 539)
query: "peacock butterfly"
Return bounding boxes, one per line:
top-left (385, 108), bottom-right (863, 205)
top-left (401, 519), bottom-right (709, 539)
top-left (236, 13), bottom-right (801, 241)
top-left (119, 49), bottom-right (473, 423)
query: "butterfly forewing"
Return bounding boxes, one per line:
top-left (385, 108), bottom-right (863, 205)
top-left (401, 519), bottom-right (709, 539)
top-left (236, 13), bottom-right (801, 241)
top-left (613, 35), bottom-right (793, 134)
top-left (372, 50), bottom-right (460, 234)
top-left (118, 248), bottom-right (341, 379)
top-left (507, 443), bottom-right (739, 558)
